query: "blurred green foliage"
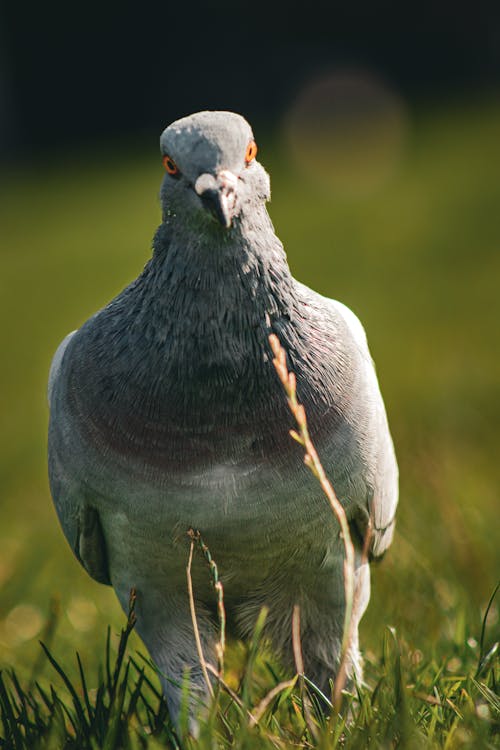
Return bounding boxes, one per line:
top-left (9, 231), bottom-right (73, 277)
top-left (0, 97), bottom-right (498, 732)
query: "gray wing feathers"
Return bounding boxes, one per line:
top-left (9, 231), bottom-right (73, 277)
top-left (48, 330), bottom-right (111, 586)
top-left (329, 300), bottom-right (399, 559)
top-left (76, 506), bottom-right (111, 585)
top-left (48, 331), bottom-right (77, 404)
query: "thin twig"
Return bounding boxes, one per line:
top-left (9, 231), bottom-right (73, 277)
top-left (269, 333), bottom-right (356, 714)
top-left (186, 535), bottom-right (214, 699)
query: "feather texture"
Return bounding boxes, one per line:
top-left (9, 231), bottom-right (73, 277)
top-left (48, 110), bottom-right (398, 730)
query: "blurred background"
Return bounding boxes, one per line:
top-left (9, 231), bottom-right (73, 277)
top-left (0, 1), bottom-right (499, 684)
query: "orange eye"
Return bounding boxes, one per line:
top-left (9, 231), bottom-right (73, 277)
top-left (245, 140), bottom-right (258, 164)
top-left (163, 154), bottom-right (179, 175)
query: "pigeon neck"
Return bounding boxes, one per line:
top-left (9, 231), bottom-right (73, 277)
top-left (147, 211), bottom-right (299, 349)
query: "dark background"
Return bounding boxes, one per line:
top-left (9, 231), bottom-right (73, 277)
top-left (2, 1), bottom-right (500, 158)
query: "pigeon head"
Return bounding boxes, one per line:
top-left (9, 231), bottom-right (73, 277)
top-left (159, 111), bottom-right (270, 230)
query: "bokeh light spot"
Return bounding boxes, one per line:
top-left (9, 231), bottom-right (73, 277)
top-left (284, 69), bottom-right (409, 196)
top-left (4, 604), bottom-right (44, 644)
top-left (67, 597), bottom-right (98, 632)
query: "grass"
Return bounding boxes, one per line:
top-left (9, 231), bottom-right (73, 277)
top-left (1, 94), bottom-right (500, 747)
top-left (0, 571), bottom-right (498, 748)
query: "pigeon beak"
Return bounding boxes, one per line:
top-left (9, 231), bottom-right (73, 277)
top-left (195, 170), bottom-right (238, 229)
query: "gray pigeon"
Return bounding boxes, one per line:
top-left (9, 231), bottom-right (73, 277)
top-left (48, 110), bottom-right (398, 729)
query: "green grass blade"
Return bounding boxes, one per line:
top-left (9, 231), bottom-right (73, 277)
top-left (39, 642), bottom-right (90, 740)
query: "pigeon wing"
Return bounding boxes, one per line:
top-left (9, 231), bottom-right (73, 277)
top-left (328, 300), bottom-right (399, 560)
top-left (48, 331), bottom-right (111, 585)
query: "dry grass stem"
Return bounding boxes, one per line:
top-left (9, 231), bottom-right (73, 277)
top-left (191, 529), bottom-right (226, 678)
top-left (269, 333), bottom-right (356, 713)
top-left (249, 677), bottom-right (297, 727)
top-left (292, 605), bottom-right (305, 677)
top-left (205, 663), bottom-right (253, 718)
top-left (186, 533), bottom-right (215, 699)
top-left (292, 604), bottom-right (318, 741)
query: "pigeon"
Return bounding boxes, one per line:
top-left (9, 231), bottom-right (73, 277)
top-left (48, 110), bottom-right (398, 730)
